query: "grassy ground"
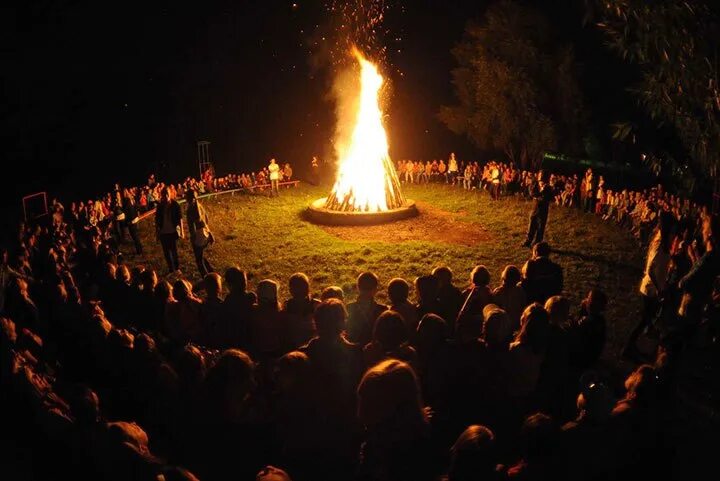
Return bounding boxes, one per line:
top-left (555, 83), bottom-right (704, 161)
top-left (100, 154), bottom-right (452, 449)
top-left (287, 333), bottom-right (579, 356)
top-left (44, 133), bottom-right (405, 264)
top-left (127, 182), bottom-right (644, 361)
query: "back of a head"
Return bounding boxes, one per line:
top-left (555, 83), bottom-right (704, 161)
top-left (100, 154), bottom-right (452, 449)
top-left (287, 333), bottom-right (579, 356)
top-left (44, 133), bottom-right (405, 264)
top-left (256, 279), bottom-right (279, 306)
top-left (69, 386), bottom-right (101, 426)
top-left (431, 266), bottom-right (453, 287)
top-left (417, 313), bottom-right (447, 346)
top-left (204, 272), bottom-right (222, 297)
top-left (624, 364), bottom-right (658, 405)
top-left (357, 359), bottom-right (425, 428)
top-left (577, 382), bottom-right (614, 422)
top-left (117, 264), bottom-right (131, 284)
top-left (415, 274), bottom-right (439, 301)
top-left (449, 425), bottom-right (496, 481)
top-left (501, 265), bottom-right (522, 287)
top-left (533, 241), bottom-right (551, 258)
top-left (288, 272), bottom-right (310, 299)
top-left (314, 298), bottom-right (347, 339)
top-left (173, 279), bottom-right (192, 302)
top-left (544, 296), bottom-right (570, 327)
top-left (471, 265), bottom-right (491, 287)
top-left (482, 304), bottom-right (511, 347)
top-left (357, 271), bottom-right (379, 294)
top-left (587, 289), bottom-right (608, 315)
top-left (155, 280), bottom-right (173, 302)
top-left (521, 412), bottom-right (557, 461)
top-left (225, 266), bottom-right (248, 293)
top-left (320, 285), bottom-right (344, 301)
top-left (387, 278), bottom-right (410, 305)
top-left (373, 310), bottom-right (408, 350)
top-left (160, 467), bottom-right (202, 481)
top-left (206, 349), bottom-right (255, 403)
top-left (517, 303), bottom-right (550, 354)
top-left (140, 269), bottom-right (158, 292)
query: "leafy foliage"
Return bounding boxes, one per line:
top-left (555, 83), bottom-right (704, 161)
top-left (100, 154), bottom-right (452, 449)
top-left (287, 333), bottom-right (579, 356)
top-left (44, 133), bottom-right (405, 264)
top-left (440, 1), bottom-right (586, 168)
top-left (590, 0), bottom-right (720, 181)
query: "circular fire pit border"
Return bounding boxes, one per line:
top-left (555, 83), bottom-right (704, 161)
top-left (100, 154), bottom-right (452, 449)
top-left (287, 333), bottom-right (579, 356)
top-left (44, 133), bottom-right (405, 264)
top-left (305, 197), bottom-right (419, 226)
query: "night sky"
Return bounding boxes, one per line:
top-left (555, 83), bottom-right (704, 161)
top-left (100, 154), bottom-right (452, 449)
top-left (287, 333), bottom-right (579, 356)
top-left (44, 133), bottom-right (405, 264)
top-left (1, 0), bottom-right (638, 205)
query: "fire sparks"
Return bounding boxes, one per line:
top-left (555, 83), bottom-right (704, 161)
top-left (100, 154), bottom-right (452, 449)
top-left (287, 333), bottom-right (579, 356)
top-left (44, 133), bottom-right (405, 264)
top-left (325, 49), bottom-right (405, 212)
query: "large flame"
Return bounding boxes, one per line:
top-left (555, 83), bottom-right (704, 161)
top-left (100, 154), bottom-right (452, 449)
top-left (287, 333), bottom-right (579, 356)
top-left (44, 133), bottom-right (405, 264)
top-left (325, 49), bottom-right (405, 212)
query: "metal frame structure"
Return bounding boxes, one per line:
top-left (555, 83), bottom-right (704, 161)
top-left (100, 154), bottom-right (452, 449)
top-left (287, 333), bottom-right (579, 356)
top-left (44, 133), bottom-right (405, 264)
top-left (197, 140), bottom-right (213, 178)
top-left (22, 192), bottom-right (48, 223)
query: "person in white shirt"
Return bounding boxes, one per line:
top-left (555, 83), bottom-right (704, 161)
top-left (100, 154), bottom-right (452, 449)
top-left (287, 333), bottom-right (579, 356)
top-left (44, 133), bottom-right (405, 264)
top-left (268, 158), bottom-right (280, 196)
top-left (448, 152), bottom-right (458, 184)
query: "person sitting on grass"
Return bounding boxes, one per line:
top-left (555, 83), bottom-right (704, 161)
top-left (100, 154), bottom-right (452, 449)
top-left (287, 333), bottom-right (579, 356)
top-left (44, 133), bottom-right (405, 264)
top-left (387, 278), bottom-right (419, 335)
top-left (283, 272), bottom-right (320, 349)
top-left (363, 310), bottom-right (419, 370)
top-left (457, 266), bottom-right (493, 336)
top-left (347, 272), bottom-right (387, 346)
top-left (492, 265), bottom-right (526, 333)
top-left (432, 266), bottom-right (463, 335)
top-left (221, 267), bottom-right (255, 349)
top-left (415, 274), bottom-right (442, 322)
top-left (522, 242), bottom-right (563, 304)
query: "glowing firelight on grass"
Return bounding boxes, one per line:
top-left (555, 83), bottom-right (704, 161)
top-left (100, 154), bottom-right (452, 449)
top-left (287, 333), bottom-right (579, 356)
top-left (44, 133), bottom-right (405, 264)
top-left (324, 48), bottom-right (406, 212)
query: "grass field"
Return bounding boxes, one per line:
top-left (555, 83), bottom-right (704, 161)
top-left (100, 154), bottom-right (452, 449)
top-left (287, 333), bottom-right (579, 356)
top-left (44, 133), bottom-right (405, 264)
top-left (127, 182), bottom-right (645, 361)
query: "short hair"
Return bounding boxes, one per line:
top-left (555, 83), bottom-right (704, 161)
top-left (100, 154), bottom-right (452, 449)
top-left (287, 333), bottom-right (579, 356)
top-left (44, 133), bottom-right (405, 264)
top-left (431, 266), bottom-right (453, 285)
top-left (416, 313), bottom-right (447, 343)
top-left (415, 275), bottom-right (439, 300)
top-left (471, 265), bottom-right (491, 286)
top-left (320, 285), bottom-right (344, 301)
top-left (544, 296), bottom-right (570, 326)
top-left (288, 272), bottom-right (310, 298)
top-left (373, 310), bottom-right (408, 349)
top-left (357, 271), bottom-right (379, 292)
top-left (256, 279), bottom-right (279, 305)
top-left (314, 299), bottom-right (347, 338)
top-left (205, 349), bottom-right (255, 403)
top-left (224, 267), bottom-right (248, 292)
top-left (387, 278), bottom-right (410, 304)
top-left (501, 265), bottom-right (522, 287)
top-left (204, 272), bottom-right (222, 296)
top-left (533, 241), bottom-right (551, 258)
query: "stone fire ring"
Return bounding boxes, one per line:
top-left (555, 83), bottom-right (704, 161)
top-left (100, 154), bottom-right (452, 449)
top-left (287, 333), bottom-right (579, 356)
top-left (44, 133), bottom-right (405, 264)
top-left (305, 197), bottom-right (419, 226)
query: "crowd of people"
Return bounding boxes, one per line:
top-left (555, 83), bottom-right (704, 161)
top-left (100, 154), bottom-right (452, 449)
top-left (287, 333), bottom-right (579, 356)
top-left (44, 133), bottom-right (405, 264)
top-left (1, 154), bottom-right (719, 481)
top-left (396, 156), bottom-right (710, 247)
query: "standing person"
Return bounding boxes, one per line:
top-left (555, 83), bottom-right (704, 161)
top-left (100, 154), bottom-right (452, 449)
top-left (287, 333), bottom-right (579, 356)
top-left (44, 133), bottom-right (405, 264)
top-left (310, 156), bottom-right (320, 185)
top-left (186, 189), bottom-right (214, 277)
top-left (447, 152), bottom-right (458, 184)
top-left (624, 212), bottom-right (674, 360)
top-left (154, 187), bottom-right (183, 273)
top-left (490, 162), bottom-right (501, 200)
top-left (123, 191), bottom-right (143, 255)
top-left (269, 158), bottom-right (281, 196)
top-left (523, 171), bottom-right (554, 248)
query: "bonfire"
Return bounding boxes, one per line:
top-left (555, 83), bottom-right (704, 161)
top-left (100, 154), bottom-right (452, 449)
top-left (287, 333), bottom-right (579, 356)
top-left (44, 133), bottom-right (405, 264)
top-left (324, 49), bottom-right (407, 212)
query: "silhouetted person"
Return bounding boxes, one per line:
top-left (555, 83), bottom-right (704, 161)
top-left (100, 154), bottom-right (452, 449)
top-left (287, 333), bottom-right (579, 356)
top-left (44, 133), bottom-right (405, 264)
top-left (347, 272), bottom-right (387, 346)
top-left (522, 242), bottom-right (563, 304)
top-left (186, 189), bottom-right (214, 277)
top-left (155, 187), bottom-right (183, 273)
top-left (523, 170), bottom-right (553, 247)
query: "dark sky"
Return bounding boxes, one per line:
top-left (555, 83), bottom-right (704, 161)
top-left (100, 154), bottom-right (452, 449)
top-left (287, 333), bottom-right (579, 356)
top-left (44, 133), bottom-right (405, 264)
top-left (1, 0), bottom-right (637, 205)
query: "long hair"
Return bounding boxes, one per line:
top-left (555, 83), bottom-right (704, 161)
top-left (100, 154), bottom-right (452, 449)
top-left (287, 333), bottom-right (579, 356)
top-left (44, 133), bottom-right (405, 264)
top-left (357, 359), bottom-right (427, 429)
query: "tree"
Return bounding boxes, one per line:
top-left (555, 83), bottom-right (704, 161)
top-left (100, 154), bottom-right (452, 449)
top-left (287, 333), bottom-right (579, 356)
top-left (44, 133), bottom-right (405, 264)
top-left (440, 1), bottom-right (585, 168)
top-left (589, 0), bottom-right (720, 181)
